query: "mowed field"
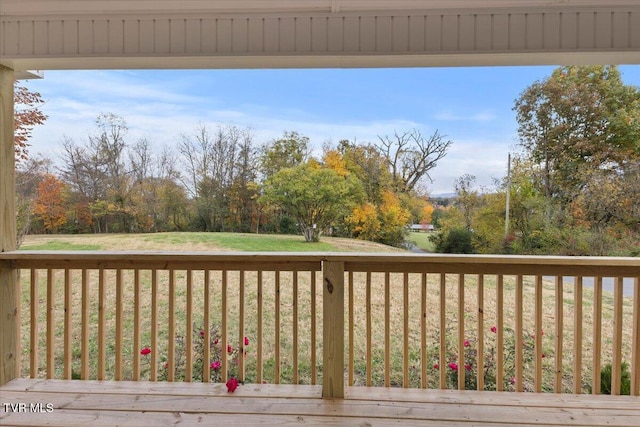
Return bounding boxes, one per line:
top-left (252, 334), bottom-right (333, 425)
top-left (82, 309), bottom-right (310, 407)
top-left (20, 232), bottom-right (406, 252)
top-left (16, 233), bottom-right (636, 393)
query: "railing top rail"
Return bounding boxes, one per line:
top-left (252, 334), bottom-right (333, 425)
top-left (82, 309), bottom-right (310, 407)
top-left (0, 251), bottom-right (326, 271)
top-left (0, 250), bottom-right (638, 275)
top-left (1, 250), bottom-right (638, 264)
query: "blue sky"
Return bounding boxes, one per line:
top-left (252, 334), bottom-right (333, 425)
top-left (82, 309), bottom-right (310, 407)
top-left (24, 65), bottom-right (640, 194)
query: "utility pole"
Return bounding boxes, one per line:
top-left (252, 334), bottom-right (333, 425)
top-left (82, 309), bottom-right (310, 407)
top-left (505, 153), bottom-right (511, 237)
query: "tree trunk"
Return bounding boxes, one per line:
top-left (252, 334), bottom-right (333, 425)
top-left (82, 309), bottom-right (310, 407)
top-left (302, 226), bottom-right (320, 242)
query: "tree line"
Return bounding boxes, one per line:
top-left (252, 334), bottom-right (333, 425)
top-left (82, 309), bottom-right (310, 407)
top-left (16, 111), bottom-right (447, 246)
top-left (433, 66), bottom-right (640, 256)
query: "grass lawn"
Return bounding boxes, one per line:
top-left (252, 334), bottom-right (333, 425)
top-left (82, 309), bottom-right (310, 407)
top-left (20, 240), bottom-right (102, 251)
top-left (406, 231), bottom-right (437, 252)
top-left (20, 232), bottom-right (405, 253)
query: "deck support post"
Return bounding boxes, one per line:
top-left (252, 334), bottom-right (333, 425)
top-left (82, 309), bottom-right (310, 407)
top-left (0, 65), bottom-right (18, 386)
top-left (322, 260), bottom-right (344, 399)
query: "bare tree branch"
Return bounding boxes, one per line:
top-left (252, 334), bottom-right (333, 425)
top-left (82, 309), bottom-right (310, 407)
top-left (377, 129), bottom-right (452, 193)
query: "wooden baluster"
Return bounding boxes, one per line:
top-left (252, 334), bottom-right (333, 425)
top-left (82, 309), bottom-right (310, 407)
top-left (322, 260), bottom-right (344, 399)
top-left (81, 269), bottom-right (89, 380)
top-left (612, 277), bottom-right (623, 395)
top-left (203, 270), bottom-right (211, 382)
top-left (421, 273), bottom-right (427, 389)
top-left (63, 269), bottom-right (72, 379)
top-left (114, 269), bottom-right (124, 381)
top-left (150, 270), bottom-right (158, 381)
top-left (592, 276), bottom-right (602, 394)
top-left (496, 275), bottom-right (504, 391)
top-left (239, 270), bottom-right (246, 383)
top-left (458, 274), bottom-right (465, 390)
top-left (115, 269), bottom-right (123, 380)
top-left (574, 276), bottom-right (583, 394)
top-left (554, 276), bottom-right (563, 393)
top-left (133, 269), bottom-right (141, 381)
top-left (186, 270), bottom-right (193, 382)
top-left (348, 271), bottom-right (354, 386)
top-left (477, 274), bottom-right (484, 391)
top-left (632, 277), bottom-right (639, 396)
top-left (291, 271), bottom-right (297, 384)
top-left (30, 269), bottom-right (38, 378)
top-left (97, 269), bottom-right (106, 380)
top-left (439, 273), bottom-right (446, 389)
top-left (403, 272), bottom-right (409, 388)
top-left (274, 271), bottom-right (280, 384)
top-left (257, 270), bottom-right (263, 384)
top-left (46, 269), bottom-right (54, 379)
top-left (311, 271), bottom-right (317, 385)
top-left (367, 271), bottom-right (373, 387)
top-left (221, 270), bottom-right (228, 383)
top-left (535, 275), bottom-right (543, 393)
top-left (385, 272), bottom-right (391, 387)
top-left (167, 270), bottom-right (175, 382)
top-left (515, 275), bottom-right (523, 392)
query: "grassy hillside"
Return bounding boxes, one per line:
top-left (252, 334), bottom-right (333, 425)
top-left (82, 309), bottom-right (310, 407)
top-left (20, 232), bottom-right (406, 252)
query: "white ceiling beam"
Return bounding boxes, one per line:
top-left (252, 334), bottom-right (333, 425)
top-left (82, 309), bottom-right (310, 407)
top-left (2, 0), bottom-right (639, 16)
top-left (4, 52), bottom-right (639, 72)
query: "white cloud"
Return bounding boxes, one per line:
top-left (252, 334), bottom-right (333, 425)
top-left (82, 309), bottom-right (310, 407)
top-left (39, 71), bottom-right (207, 105)
top-left (428, 138), bottom-right (510, 194)
top-left (434, 111), bottom-right (461, 121)
top-left (471, 112), bottom-right (498, 122)
top-left (434, 109), bottom-right (497, 123)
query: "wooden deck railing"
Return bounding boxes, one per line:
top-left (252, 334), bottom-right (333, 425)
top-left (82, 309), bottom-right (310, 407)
top-left (1, 251), bottom-right (638, 398)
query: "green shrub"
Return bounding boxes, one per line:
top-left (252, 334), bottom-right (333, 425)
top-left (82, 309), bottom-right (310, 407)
top-left (600, 362), bottom-right (631, 395)
top-left (434, 227), bottom-right (474, 253)
top-left (278, 215), bottom-right (299, 234)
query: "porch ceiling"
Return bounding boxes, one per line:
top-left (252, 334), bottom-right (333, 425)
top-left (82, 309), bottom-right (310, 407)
top-left (1, 0), bottom-right (639, 71)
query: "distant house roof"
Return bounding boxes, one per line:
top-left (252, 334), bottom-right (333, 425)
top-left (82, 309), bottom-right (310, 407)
top-left (410, 224), bottom-right (434, 231)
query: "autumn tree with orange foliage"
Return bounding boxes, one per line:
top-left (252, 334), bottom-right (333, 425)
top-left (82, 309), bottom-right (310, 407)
top-left (421, 202), bottom-right (434, 225)
top-left (378, 190), bottom-right (412, 246)
top-left (14, 83), bottom-right (47, 162)
top-left (326, 143), bottom-right (437, 246)
top-left (33, 174), bottom-right (68, 232)
top-left (347, 202), bottom-right (380, 241)
top-left (322, 149), bottom-right (350, 178)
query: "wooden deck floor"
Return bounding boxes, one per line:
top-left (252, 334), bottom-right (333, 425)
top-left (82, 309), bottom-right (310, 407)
top-left (1, 379), bottom-right (639, 426)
